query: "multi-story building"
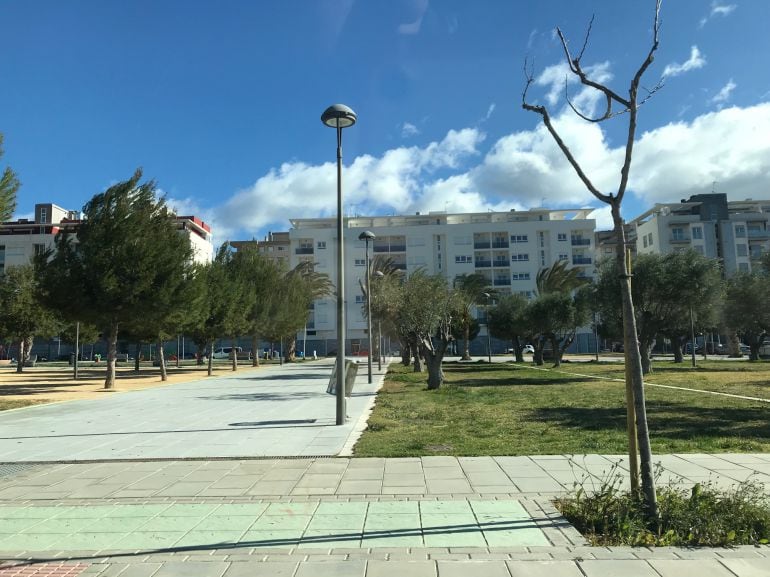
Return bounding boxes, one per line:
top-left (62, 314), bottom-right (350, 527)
top-left (631, 194), bottom-right (770, 275)
top-left (230, 232), bottom-right (290, 268)
top-left (272, 208), bottom-right (597, 355)
top-left (0, 203), bottom-right (214, 274)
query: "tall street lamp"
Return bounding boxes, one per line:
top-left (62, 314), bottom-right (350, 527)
top-left (482, 292), bottom-right (492, 363)
top-left (321, 103), bottom-right (357, 425)
top-left (359, 231), bottom-right (375, 384)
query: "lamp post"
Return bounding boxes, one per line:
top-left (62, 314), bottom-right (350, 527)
top-left (359, 230), bottom-right (375, 384)
top-left (482, 292), bottom-right (492, 363)
top-left (374, 270), bottom-right (384, 371)
top-left (322, 103), bottom-right (357, 425)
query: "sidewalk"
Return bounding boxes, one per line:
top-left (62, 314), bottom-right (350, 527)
top-left (0, 361), bottom-right (768, 575)
top-left (0, 455), bottom-right (768, 576)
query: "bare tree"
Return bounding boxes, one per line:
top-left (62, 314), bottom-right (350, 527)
top-left (522, 1), bottom-right (662, 519)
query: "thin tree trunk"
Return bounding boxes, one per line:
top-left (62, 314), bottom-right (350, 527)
top-left (207, 342), bottom-right (214, 376)
top-left (425, 341), bottom-right (448, 390)
top-left (612, 203), bottom-right (657, 519)
top-left (134, 343), bottom-right (141, 371)
top-left (513, 337), bottom-right (524, 363)
top-left (16, 338), bottom-right (24, 373)
top-left (231, 337), bottom-right (238, 371)
top-left (286, 335), bottom-right (297, 362)
top-left (411, 337), bottom-right (423, 372)
top-left (550, 336), bottom-right (561, 367)
top-left (252, 335), bottom-right (260, 367)
top-left (104, 322), bottom-right (118, 389)
top-left (157, 339), bottom-right (167, 381)
top-left (462, 323), bottom-right (471, 360)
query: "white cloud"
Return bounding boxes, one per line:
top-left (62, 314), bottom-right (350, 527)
top-left (711, 79), bottom-right (736, 106)
top-left (535, 61), bottom-right (612, 115)
top-left (485, 103), bottom-right (496, 120)
top-left (398, 0), bottom-right (429, 35)
top-left (700, 2), bottom-right (737, 27)
top-left (212, 128), bottom-right (485, 239)
top-left (401, 122), bottom-right (420, 138)
top-left (663, 46), bottom-right (706, 77)
top-left (588, 206), bottom-right (614, 231)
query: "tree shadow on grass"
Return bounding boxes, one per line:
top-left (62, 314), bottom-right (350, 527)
top-left (452, 376), bottom-right (598, 387)
top-left (531, 401), bottom-right (770, 441)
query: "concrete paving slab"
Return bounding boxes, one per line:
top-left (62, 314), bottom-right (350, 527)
top-left (649, 559), bottom-right (736, 576)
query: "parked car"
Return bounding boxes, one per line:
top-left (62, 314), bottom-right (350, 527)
top-left (507, 345), bottom-right (535, 354)
top-left (212, 347), bottom-right (242, 359)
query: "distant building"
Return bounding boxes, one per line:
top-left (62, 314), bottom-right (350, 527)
top-left (230, 232), bottom-right (290, 268)
top-left (630, 194), bottom-right (770, 275)
top-left (239, 208), bottom-right (598, 355)
top-left (0, 203), bottom-right (214, 274)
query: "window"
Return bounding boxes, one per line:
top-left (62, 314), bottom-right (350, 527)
top-left (354, 258), bottom-right (366, 266)
top-left (643, 236), bottom-right (648, 248)
top-left (511, 253), bottom-right (529, 261)
top-left (671, 227), bottom-right (685, 241)
top-left (736, 244), bottom-right (748, 257)
top-left (647, 233), bottom-right (653, 246)
top-left (355, 295), bottom-right (365, 304)
top-left (455, 255), bottom-right (472, 263)
top-left (33, 244), bottom-right (46, 256)
top-left (558, 253), bottom-right (568, 261)
top-left (39, 207), bottom-right (47, 223)
top-left (735, 225), bottom-right (746, 238)
top-left (557, 233), bottom-right (567, 241)
top-left (738, 262), bottom-right (750, 272)
top-left (692, 226), bottom-right (702, 240)
top-left (510, 234), bottom-right (528, 243)
top-left (511, 272), bottom-right (530, 280)
top-left (317, 241), bottom-right (326, 249)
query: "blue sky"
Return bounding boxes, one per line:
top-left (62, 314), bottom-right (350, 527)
top-left (2, 0), bottom-right (769, 243)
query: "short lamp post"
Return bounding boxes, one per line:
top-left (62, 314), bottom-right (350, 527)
top-left (321, 103), bottom-right (357, 426)
top-left (482, 292), bottom-right (492, 363)
top-left (358, 231), bottom-right (375, 384)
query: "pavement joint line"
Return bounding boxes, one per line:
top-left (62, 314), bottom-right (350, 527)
top-left (521, 363), bottom-right (770, 404)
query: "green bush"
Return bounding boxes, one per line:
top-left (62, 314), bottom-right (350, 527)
top-left (557, 462), bottom-right (770, 546)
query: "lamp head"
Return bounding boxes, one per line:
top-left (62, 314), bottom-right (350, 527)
top-left (321, 104), bottom-right (357, 128)
top-left (358, 230), bottom-right (376, 241)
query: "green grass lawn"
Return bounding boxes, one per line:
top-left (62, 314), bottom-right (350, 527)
top-left (353, 360), bottom-right (770, 457)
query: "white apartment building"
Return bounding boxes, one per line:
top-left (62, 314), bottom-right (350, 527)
top-left (632, 193), bottom-right (770, 275)
top-left (281, 208), bottom-right (597, 355)
top-left (0, 202), bottom-right (214, 274)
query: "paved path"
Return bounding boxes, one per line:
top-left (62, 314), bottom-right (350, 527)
top-left (0, 362), bottom-right (768, 575)
top-left (0, 360), bottom-right (383, 461)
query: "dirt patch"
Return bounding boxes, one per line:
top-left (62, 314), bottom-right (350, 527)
top-left (0, 362), bottom-right (269, 406)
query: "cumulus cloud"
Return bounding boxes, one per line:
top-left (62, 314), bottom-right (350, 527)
top-left (212, 128), bottom-right (485, 238)
top-left (662, 46), bottom-right (706, 77)
top-left (401, 122), bottom-right (420, 138)
top-left (700, 2), bottom-right (737, 27)
top-left (535, 61), bottom-right (612, 115)
top-left (711, 79), bottom-right (737, 106)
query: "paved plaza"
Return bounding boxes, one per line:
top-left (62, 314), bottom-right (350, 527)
top-left (0, 360), bottom-right (768, 575)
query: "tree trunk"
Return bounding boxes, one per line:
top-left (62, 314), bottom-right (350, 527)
top-left (462, 323), bottom-right (471, 360)
top-left (550, 336), bottom-right (561, 367)
top-left (612, 202), bottom-right (657, 519)
top-left (640, 337), bottom-right (654, 375)
top-left (286, 335), bottom-right (297, 362)
top-left (104, 322), bottom-right (118, 389)
top-left (425, 346), bottom-right (447, 390)
top-left (251, 335), bottom-right (260, 367)
top-left (400, 335), bottom-right (410, 366)
top-left (207, 342), bottom-right (214, 376)
top-left (134, 343), bottom-right (141, 371)
top-left (23, 335), bottom-right (33, 365)
top-left (411, 337), bottom-right (423, 372)
top-left (196, 344), bottom-right (205, 365)
top-left (513, 337), bottom-right (524, 363)
top-left (727, 330), bottom-right (741, 357)
top-left (672, 338), bottom-right (684, 363)
top-left (231, 337), bottom-right (238, 371)
top-left (16, 338), bottom-right (24, 373)
top-left (157, 339), bottom-right (167, 382)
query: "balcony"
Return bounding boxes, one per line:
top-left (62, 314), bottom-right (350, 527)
top-left (475, 259), bottom-right (492, 268)
top-left (295, 247), bottom-right (314, 255)
top-left (572, 256), bottom-right (592, 265)
top-left (493, 278), bottom-right (511, 286)
top-left (669, 236), bottom-right (691, 244)
top-left (571, 238), bottom-right (591, 246)
top-left (474, 241), bottom-right (491, 249)
top-left (492, 259), bottom-right (509, 267)
top-left (748, 229), bottom-right (769, 239)
top-left (491, 241), bottom-right (509, 249)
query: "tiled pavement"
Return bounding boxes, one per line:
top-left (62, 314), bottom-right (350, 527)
top-left (0, 455), bottom-right (768, 576)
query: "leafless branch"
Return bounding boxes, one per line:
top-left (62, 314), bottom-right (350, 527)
top-left (576, 14), bottom-right (594, 62)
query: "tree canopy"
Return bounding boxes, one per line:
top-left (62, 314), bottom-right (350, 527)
top-left (0, 134), bottom-right (20, 222)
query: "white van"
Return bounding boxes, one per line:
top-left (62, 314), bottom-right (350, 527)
top-left (212, 347), bottom-right (242, 359)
